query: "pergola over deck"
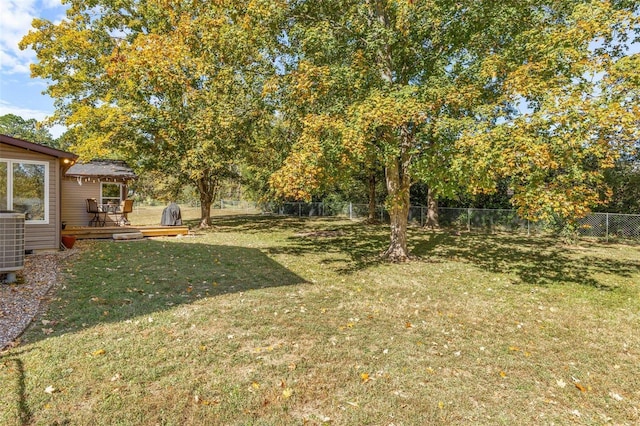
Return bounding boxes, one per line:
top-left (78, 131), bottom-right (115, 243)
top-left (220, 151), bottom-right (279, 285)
top-left (65, 159), bottom-right (138, 186)
top-left (61, 159), bottom-right (137, 227)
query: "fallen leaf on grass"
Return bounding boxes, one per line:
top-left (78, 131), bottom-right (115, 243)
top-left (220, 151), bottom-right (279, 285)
top-left (574, 382), bottom-right (586, 392)
top-left (92, 349), bottom-right (106, 356)
top-left (499, 371), bottom-right (507, 378)
top-left (609, 392), bottom-right (623, 401)
top-left (360, 373), bottom-right (370, 383)
top-left (338, 322), bottom-right (355, 330)
top-left (44, 385), bottom-right (57, 394)
top-left (282, 388), bottom-right (293, 399)
top-left (194, 395), bottom-right (219, 405)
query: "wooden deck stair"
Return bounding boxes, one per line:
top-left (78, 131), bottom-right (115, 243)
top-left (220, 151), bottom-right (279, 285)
top-left (62, 225), bottom-right (189, 240)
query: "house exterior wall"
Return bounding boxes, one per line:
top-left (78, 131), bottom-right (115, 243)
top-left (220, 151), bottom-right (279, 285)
top-left (61, 177), bottom-right (101, 227)
top-left (1, 143), bottom-right (60, 251)
top-left (61, 178), bottom-right (129, 227)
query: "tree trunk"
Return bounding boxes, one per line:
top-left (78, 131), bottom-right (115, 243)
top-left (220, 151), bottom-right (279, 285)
top-left (196, 173), bottom-right (218, 228)
top-left (371, 0), bottom-right (412, 260)
top-left (383, 157), bottom-right (411, 261)
top-left (198, 187), bottom-right (213, 228)
top-left (367, 171), bottom-right (377, 223)
top-left (424, 187), bottom-right (439, 228)
top-left (382, 128), bottom-right (412, 261)
top-left (199, 200), bottom-right (212, 228)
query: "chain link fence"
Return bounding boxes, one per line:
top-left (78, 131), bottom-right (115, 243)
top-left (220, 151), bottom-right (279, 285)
top-left (576, 213), bottom-right (640, 240)
top-left (252, 201), bottom-right (640, 241)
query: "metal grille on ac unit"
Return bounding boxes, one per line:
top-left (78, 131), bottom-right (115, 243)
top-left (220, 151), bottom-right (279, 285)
top-left (0, 211), bottom-right (26, 273)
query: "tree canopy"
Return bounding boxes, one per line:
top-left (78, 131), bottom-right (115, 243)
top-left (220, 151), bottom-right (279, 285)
top-left (0, 114), bottom-right (58, 148)
top-left (269, 0), bottom-right (640, 260)
top-left (21, 0), bottom-right (280, 226)
top-left (21, 0), bottom-right (639, 257)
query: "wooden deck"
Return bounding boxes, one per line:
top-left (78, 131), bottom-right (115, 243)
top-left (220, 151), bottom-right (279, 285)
top-left (61, 225), bottom-right (189, 239)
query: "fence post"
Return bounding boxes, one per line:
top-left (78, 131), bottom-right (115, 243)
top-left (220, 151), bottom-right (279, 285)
top-left (349, 202), bottom-right (353, 220)
top-left (606, 213), bottom-right (609, 242)
top-left (527, 220), bottom-right (530, 237)
top-left (467, 208), bottom-right (471, 232)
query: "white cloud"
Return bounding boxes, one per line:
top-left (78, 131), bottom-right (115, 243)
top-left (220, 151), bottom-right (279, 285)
top-left (0, 99), bottom-right (50, 121)
top-left (0, 0), bottom-right (66, 75)
top-left (0, 1), bottom-right (38, 74)
top-left (48, 124), bottom-right (66, 138)
top-left (42, 0), bottom-right (64, 8)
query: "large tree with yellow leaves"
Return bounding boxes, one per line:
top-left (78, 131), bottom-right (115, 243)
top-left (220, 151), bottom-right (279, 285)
top-left (21, 0), bottom-right (281, 227)
top-left (22, 1), bottom-right (639, 255)
top-left (270, 0), bottom-right (639, 260)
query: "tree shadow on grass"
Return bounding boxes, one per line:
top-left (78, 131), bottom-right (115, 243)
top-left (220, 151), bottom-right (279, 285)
top-left (210, 214), bottom-right (328, 234)
top-left (182, 214), bottom-right (313, 234)
top-left (270, 223), bottom-right (390, 273)
top-left (412, 232), bottom-right (640, 289)
top-left (0, 348), bottom-right (36, 425)
top-left (21, 239), bottom-right (306, 346)
top-left (195, 215), bottom-right (640, 287)
top-left (206, 215), bottom-right (391, 273)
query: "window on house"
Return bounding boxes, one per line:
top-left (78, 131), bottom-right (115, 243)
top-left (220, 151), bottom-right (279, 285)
top-left (101, 182), bottom-right (122, 206)
top-left (0, 159), bottom-right (48, 223)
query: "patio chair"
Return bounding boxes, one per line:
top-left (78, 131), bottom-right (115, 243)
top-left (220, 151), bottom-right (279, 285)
top-left (86, 198), bottom-right (106, 227)
top-left (115, 199), bottom-right (134, 225)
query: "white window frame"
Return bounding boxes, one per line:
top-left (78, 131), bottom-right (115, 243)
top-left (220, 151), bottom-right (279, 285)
top-left (100, 182), bottom-right (123, 206)
top-left (0, 158), bottom-right (49, 224)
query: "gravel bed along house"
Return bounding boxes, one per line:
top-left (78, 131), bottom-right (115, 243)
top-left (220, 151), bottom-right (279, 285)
top-left (0, 249), bottom-right (76, 351)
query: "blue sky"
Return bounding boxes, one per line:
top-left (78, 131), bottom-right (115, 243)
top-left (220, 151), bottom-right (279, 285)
top-left (0, 0), bottom-right (68, 137)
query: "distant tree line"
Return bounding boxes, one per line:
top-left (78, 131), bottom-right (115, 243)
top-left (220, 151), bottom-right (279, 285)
top-left (0, 114), bottom-right (59, 148)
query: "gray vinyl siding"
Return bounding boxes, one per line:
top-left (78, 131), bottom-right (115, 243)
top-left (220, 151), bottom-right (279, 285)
top-left (61, 178), bottom-right (128, 227)
top-left (61, 178), bottom-right (103, 227)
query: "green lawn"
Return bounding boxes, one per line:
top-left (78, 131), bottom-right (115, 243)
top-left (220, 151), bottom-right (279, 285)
top-left (127, 203), bottom-right (260, 226)
top-left (2, 215), bottom-right (639, 425)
